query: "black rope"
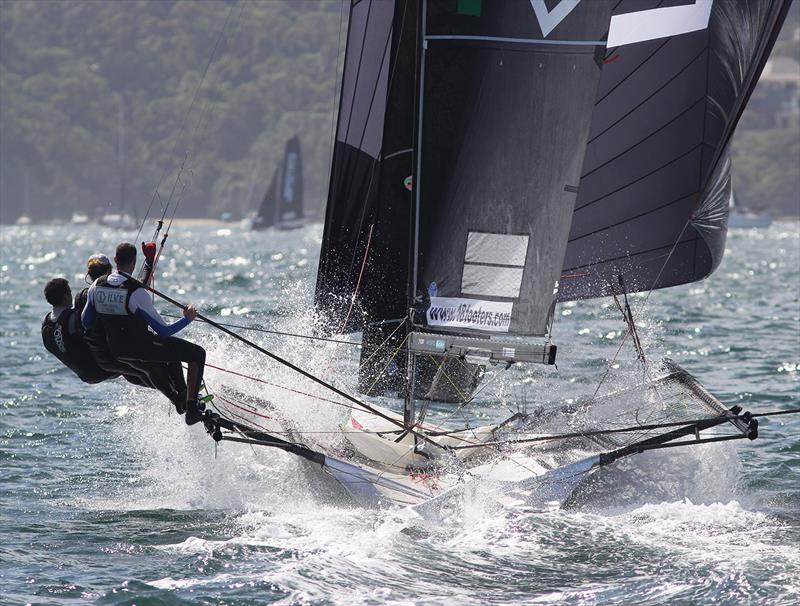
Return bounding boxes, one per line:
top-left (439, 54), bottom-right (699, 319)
top-left (753, 408), bottom-right (800, 418)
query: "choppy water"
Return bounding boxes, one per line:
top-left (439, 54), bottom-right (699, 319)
top-left (1, 222), bottom-right (798, 605)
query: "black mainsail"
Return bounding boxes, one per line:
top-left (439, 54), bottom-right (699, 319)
top-left (315, 0), bottom-right (790, 401)
top-left (253, 136), bottom-right (304, 230)
top-left (253, 168), bottom-right (279, 230)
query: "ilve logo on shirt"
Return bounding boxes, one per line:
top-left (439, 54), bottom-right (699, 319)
top-left (94, 287), bottom-right (128, 315)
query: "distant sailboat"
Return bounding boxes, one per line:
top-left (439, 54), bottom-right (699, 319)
top-left (98, 95), bottom-right (135, 230)
top-left (728, 192), bottom-right (772, 228)
top-left (248, 136), bottom-right (305, 231)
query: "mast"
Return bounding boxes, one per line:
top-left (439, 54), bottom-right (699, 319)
top-left (403, 0), bottom-right (426, 428)
top-left (118, 94), bottom-right (127, 219)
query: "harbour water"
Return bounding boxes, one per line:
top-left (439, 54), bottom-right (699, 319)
top-left (1, 222), bottom-right (798, 605)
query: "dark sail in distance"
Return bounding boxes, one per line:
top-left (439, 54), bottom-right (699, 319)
top-left (253, 167), bottom-right (279, 230)
top-left (253, 136), bottom-right (305, 230)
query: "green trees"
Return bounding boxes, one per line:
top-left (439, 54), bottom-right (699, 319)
top-left (0, 1), bottom-right (797, 223)
top-left (0, 0), bottom-right (344, 222)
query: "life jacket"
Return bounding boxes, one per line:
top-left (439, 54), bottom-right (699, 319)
top-left (74, 288), bottom-right (89, 317)
top-left (41, 309), bottom-right (110, 384)
top-left (91, 276), bottom-right (150, 356)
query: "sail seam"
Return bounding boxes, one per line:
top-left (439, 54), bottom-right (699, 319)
top-left (562, 234), bottom-right (698, 273)
top-left (588, 45), bottom-right (708, 145)
top-left (597, 36), bottom-right (672, 104)
top-left (425, 34), bottom-right (605, 46)
top-left (580, 95), bottom-right (705, 181)
top-left (575, 143), bottom-right (703, 212)
top-left (569, 192), bottom-right (695, 243)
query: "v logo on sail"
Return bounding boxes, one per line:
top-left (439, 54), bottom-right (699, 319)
top-left (529, 0), bottom-right (581, 37)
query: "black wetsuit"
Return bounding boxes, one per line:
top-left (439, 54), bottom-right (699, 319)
top-left (83, 275), bottom-right (203, 400)
top-left (77, 286), bottom-right (186, 401)
top-left (41, 307), bottom-right (117, 384)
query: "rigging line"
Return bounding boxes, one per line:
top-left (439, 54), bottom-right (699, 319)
top-left (447, 413), bottom-right (749, 451)
top-left (426, 354), bottom-right (467, 404)
top-left (204, 362), bottom-right (358, 411)
top-left (161, 313), bottom-right (361, 346)
top-left (431, 365), bottom-right (511, 429)
top-left (340, 222), bottom-right (375, 333)
top-left (135, 0), bottom-right (241, 244)
top-left (130, 276), bottom-right (442, 447)
top-left (753, 408), bottom-right (800, 418)
top-left (586, 220), bottom-right (691, 405)
top-left (363, 331), bottom-right (411, 396)
top-left (358, 314), bottom-right (409, 371)
top-left (206, 355), bottom-right (506, 452)
top-left (205, 361), bottom-right (487, 439)
top-left (152, 0), bottom-right (248, 245)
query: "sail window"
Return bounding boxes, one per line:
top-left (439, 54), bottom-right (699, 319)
top-left (461, 232), bottom-right (528, 298)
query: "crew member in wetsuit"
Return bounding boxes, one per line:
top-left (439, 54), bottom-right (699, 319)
top-left (82, 242), bottom-right (208, 425)
top-left (77, 252), bottom-right (187, 408)
top-left (42, 278), bottom-right (117, 384)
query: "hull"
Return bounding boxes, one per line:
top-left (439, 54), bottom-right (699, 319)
top-left (214, 359), bottom-right (752, 513)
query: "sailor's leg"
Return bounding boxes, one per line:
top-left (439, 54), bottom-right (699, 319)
top-left (124, 336), bottom-right (206, 422)
top-left (91, 348), bottom-right (154, 389)
top-left (124, 360), bottom-right (184, 410)
top-left (165, 361), bottom-right (187, 394)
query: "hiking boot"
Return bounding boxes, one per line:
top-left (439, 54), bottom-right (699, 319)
top-left (172, 389), bottom-right (187, 415)
top-left (185, 399), bottom-right (204, 425)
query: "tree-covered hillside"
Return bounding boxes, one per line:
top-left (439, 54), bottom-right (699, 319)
top-left (1, 0), bottom-right (346, 223)
top-left (0, 0), bottom-right (798, 223)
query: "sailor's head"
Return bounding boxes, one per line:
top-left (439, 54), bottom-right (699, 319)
top-left (86, 253), bottom-right (112, 282)
top-left (114, 242), bottom-right (137, 273)
top-left (44, 278), bottom-right (71, 307)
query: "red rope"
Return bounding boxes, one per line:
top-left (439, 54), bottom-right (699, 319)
top-left (213, 392), bottom-right (273, 422)
top-left (204, 362), bottom-right (351, 408)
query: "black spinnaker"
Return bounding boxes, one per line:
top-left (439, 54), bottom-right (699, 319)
top-left (558, 0), bottom-right (792, 301)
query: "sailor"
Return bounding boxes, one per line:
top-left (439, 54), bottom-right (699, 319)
top-left (77, 252), bottom-right (188, 408)
top-left (82, 242), bottom-right (208, 425)
top-left (41, 278), bottom-right (118, 384)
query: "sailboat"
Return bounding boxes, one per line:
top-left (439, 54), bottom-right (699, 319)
top-left (99, 95), bottom-right (136, 230)
top-left (247, 136), bottom-right (305, 230)
top-left (193, 0), bottom-right (793, 513)
top-left (728, 191), bottom-right (772, 228)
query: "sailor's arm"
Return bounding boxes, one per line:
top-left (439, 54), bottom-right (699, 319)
top-left (81, 285), bottom-right (97, 329)
top-left (129, 288), bottom-right (195, 337)
top-left (140, 242), bottom-right (157, 286)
